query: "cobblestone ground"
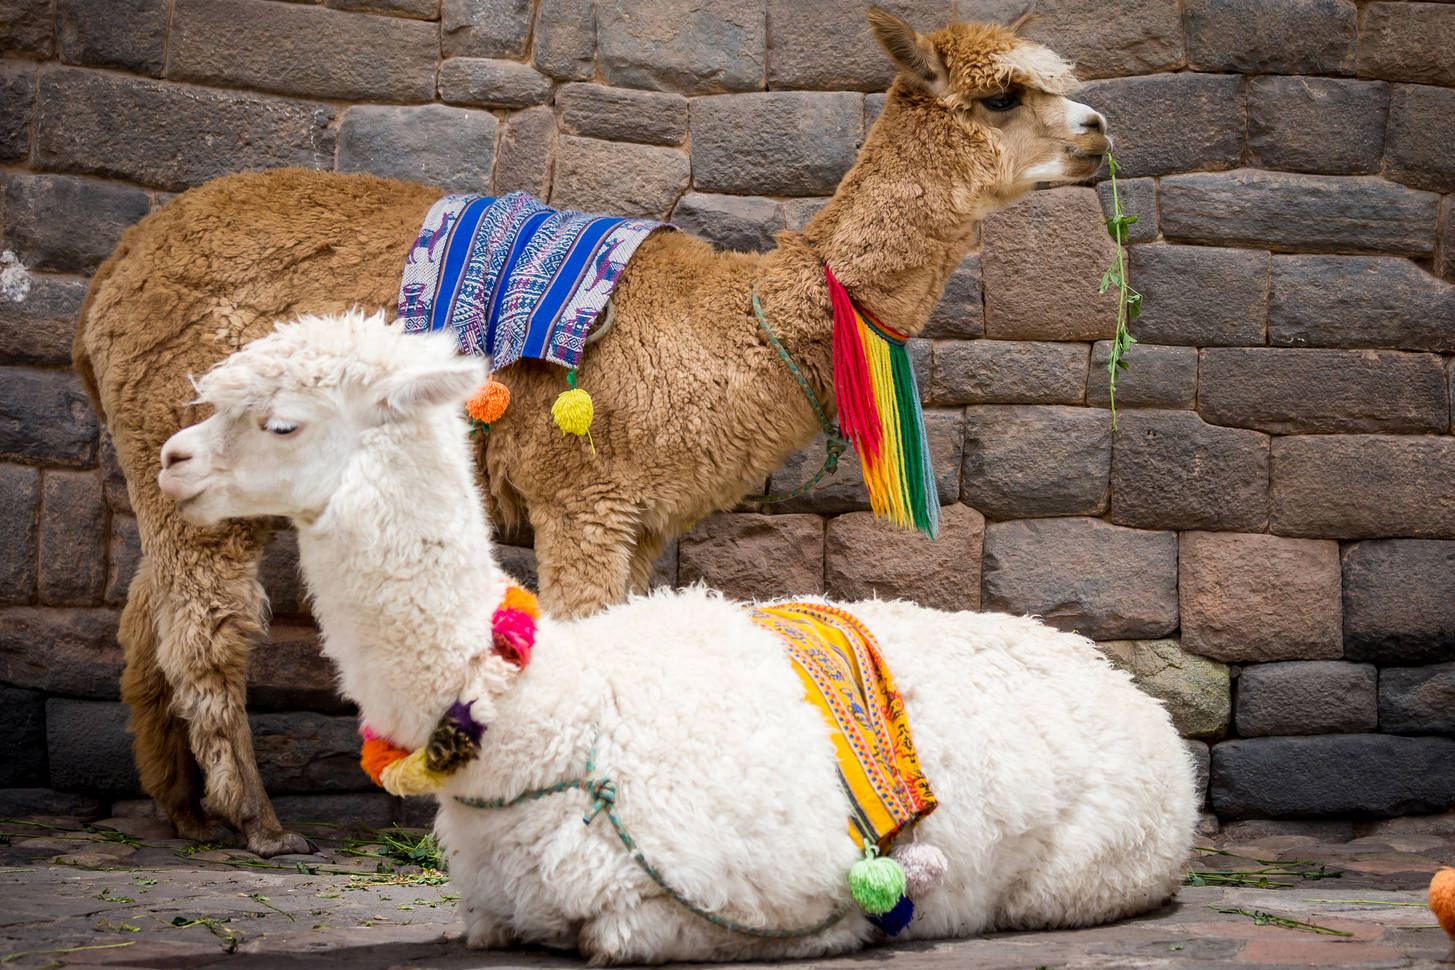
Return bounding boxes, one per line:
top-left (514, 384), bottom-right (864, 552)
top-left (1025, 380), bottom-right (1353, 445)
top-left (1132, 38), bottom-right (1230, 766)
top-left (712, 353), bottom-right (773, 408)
top-left (0, 815), bottom-right (1451, 970)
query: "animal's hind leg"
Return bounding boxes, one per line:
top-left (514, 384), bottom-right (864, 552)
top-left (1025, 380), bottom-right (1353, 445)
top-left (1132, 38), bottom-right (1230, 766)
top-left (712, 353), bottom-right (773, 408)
top-left (624, 529), bottom-right (669, 596)
top-left (531, 494), bottom-right (641, 619)
top-left (140, 514), bottom-right (310, 857)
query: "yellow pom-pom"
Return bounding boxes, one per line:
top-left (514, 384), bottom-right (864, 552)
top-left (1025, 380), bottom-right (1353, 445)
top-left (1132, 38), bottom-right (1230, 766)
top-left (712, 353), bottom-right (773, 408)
top-left (552, 387), bottom-right (594, 436)
top-left (467, 379), bottom-right (510, 424)
top-left (378, 747), bottom-right (450, 797)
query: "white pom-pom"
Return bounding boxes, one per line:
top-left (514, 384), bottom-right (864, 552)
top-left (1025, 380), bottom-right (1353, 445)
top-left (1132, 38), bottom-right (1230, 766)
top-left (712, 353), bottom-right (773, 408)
top-left (891, 842), bottom-right (948, 899)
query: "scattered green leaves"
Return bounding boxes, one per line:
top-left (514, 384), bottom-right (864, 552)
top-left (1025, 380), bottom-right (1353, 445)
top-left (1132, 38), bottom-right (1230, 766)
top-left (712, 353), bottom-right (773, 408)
top-left (169, 915), bottom-right (241, 953)
top-left (0, 942), bottom-right (136, 964)
top-left (1186, 858), bottom-right (1341, 889)
top-left (246, 892), bottom-right (295, 922)
top-left (94, 887), bottom-right (137, 903)
top-left (1210, 906), bottom-right (1354, 936)
top-left (1099, 153), bottom-right (1141, 427)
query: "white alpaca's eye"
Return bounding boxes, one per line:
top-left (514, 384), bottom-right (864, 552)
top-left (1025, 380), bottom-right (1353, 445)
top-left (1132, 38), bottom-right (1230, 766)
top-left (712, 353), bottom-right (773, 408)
top-left (262, 418), bottom-right (300, 437)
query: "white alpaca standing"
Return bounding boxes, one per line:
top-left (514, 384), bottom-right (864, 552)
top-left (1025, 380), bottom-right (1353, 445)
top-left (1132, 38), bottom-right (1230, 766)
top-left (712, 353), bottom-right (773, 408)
top-left (158, 310), bottom-right (1197, 965)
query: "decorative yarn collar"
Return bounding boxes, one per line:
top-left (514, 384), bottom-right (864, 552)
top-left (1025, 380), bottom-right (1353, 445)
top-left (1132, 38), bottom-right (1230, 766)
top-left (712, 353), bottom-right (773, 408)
top-left (823, 266), bottom-right (939, 538)
top-left (358, 581), bottom-right (541, 797)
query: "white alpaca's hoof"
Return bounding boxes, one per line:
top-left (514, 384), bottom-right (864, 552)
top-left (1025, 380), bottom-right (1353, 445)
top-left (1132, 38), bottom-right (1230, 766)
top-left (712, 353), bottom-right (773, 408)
top-left (465, 920), bottom-right (516, 950)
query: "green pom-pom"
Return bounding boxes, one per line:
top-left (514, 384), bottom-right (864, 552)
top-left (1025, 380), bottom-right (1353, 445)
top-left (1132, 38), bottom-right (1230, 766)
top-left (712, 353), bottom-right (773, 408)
top-left (848, 849), bottom-right (906, 915)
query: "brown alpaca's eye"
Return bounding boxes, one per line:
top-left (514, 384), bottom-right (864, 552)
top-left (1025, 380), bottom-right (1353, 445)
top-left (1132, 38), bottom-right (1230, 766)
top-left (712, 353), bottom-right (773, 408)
top-left (982, 92), bottom-right (1020, 112)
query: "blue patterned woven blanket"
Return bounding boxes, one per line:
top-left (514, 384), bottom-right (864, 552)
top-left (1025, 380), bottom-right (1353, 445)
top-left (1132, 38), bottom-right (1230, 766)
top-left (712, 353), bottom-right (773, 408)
top-left (397, 192), bottom-right (668, 370)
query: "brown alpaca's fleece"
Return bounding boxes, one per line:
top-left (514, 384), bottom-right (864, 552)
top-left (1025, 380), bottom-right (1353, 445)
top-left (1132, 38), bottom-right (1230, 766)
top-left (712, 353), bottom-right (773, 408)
top-left (74, 14), bottom-right (1103, 855)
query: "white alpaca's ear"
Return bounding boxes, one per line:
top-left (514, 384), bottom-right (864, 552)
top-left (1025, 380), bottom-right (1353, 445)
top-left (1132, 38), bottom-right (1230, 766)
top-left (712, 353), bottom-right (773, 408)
top-left (372, 358), bottom-right (486, 419)
top-left (868, 6), bottom-right (947, 95)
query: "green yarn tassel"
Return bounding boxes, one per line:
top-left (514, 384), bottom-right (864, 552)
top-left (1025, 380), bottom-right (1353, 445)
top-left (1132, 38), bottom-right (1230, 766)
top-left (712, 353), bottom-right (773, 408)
top-left (848, 847), bottom-right (907, 915)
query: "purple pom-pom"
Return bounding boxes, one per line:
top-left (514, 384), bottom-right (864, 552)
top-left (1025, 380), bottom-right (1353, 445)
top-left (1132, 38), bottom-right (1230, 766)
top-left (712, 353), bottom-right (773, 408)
top-left (866, 895), bottom-right (914, 936)
top-left (445, 699), bottom-right (487, 744)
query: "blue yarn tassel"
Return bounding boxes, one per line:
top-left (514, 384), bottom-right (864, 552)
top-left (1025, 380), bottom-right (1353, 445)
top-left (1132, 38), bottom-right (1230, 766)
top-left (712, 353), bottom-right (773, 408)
top-left (866, 895), bottom-right (914, 936)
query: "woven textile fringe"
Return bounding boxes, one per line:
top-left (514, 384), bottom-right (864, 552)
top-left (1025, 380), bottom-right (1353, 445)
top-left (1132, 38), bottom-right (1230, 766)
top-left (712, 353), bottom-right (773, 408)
top-left (825, 266), bottom-right (940, 537)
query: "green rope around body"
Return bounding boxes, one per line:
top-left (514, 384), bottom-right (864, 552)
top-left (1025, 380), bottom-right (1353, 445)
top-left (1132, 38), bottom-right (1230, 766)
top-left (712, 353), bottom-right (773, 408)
top-left (456, 745), bottom-right (850, 940)
top-left (746, 286), bottom-right (848, 505)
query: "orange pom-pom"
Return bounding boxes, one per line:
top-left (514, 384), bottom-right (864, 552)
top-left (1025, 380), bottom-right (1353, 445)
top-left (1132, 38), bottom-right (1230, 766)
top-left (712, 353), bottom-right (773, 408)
top-left (361, 737), bottom-right (411, 786)
top-left (467, 379), bottom-right (510, 424)
top-left (1432, 866), bottom-right (1455, 941)
top-left (502, 584), bottom-right (541, 620)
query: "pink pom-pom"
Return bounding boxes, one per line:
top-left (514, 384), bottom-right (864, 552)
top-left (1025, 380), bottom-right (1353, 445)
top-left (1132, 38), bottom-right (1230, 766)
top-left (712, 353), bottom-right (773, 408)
top-left (891, 842), bottom-right (948, 899)
top-left (491, 607), bottom-right (536, 667)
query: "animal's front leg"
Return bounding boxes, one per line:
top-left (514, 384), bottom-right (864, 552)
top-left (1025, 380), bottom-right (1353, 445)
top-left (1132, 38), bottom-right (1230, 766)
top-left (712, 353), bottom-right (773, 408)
top-left (530, 496), bottom-right (640, 619)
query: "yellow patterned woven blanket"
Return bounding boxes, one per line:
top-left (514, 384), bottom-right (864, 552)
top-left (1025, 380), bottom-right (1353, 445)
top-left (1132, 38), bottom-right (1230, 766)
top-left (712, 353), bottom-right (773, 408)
top-left (751, 602), bottom-right (937, 852)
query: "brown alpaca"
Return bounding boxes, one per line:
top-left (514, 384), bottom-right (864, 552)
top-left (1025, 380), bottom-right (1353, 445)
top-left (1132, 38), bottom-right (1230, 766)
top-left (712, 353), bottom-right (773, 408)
top-left (73, 10), bottom-right (1109, 856)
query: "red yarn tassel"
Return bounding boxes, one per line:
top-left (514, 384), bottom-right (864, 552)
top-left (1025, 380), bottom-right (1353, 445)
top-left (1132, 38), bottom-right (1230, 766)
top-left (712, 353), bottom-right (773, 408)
top-left (826, 266), bottom-right (882, 462)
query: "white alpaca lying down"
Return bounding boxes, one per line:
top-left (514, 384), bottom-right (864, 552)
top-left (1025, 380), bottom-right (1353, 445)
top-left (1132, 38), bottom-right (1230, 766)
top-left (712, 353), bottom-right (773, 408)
top-left (158, 309), bottom-right (1197, 965)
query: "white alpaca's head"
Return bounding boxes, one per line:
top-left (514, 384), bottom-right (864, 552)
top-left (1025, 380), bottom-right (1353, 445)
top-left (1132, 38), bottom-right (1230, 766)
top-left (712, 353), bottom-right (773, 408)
top-left (159, 309), bottom-right (485, 527)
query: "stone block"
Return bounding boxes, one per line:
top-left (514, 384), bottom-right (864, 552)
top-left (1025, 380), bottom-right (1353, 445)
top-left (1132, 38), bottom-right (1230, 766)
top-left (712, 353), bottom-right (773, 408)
top-left (249, 626), bottom-right (348, 713)
top-left (981, 517), bottom-right (1177, 640)
top-left (0, 789), bottom-right (103, 818)
top-left (678, 512), bottom-right (824, 602)
top-left (38, 470), bottom-right (105, 605)
top-left (494, 542), bottom-right (539, 593)
top-left (550, 136), bottom-right (689, 221)
top-left (930, 339), bottom-right (1086, 405)
top-left (961, 405), bottom-right (1110, 519)
top-left (0, 273), bottom-right (87, 366)
top-left (1270, 435), bottom-right (1455, 539)
top-left (671, 193), bottom-right (783, 253)
top-left (1078, 74), bottom-right (1244, 179)
top-left (1269, 254), bottom-right (1455, 351)
top-left (0, 61), bottom-right (34, 162)
top-left (0, 368), bottom-right (98, 467)
top-left (326, 0), bottom-right (438, 17)
top-left (1018, 0), bottom-right (1183, 79)
top-left (259, 528), bottom-right (304, 617)
top-left (337, 105), bottom-right (497, 195)
top-left (765, 0), bottom-right (953, 91)
top-left (442, 0), bottom-right (529, 57)
top-left (1185, 0), bottom-right (1356, 75)
top-left (1186, 739), bottom-right (1211, 808)
top-left (0, 0), bottom-right (52, 56)
top-left (532, 0), bottom-right (594, 80)
top-left (252, 711), bottom-right (367, 793)
top-left (1110, 410), bottom-right (1268, 532)
top-left (1343, 539), bottom-right (1455, 665)
top-left (1160, 170), bottom-right (1439, 256)
top-left (1199, 348), bottom-right (1448, 434)
top-left (1096, 177), bottom-right (1156, 244)
top-left (1210, 735), bottom-right (1455, 819)
top-left (1440, 195), bottom-right (1455, 285)
top-left (765, 409), bottom-right (963, 515)
top-left (982, 187), bottom-right (1118, 341)
top-left (0, 607), bottom-right (123, 698)
top-left (0, 464), bottom-right (38, 605)
top-left (46, 698), bottom-right (138, 794)
top-left (57, 0), bottom-right (166, 75)
top-left (557, 84), bottom-right (689, 146)
top-left (1235, 661), bottom-right (1377, 736)
top-left (1098, 639), bottom-right (1230, 739)
top-left (1247, 77), bottom-right (1387, 176)
top-left (1380, 662), bottom-right (1455, 736)
top-left (690, 92), bottom-right (863, 197)
top-left (0, 686), bottom-right (45, 786)
top-left (105, 514), bottom-right (139, 605)
top-left (864, 93), bottom-right (886, 131)
top-left (1385, 84), bottom-right (1455, 194)
top-left (923, 254), bottom-right (982, 340)
top-left (1087, 342), bottom-right (1196, 410)
top-left (597, 0), bottom-right (765, 94)
top-left (782, 197), bottom-right (830, 231)
top-left (33, 69), bottom-right (335, 193)
top-left (825, 502), bottom-right (983, 613)
top-left (271, 793), bottom-right (397, 830)
top-left (493, 106), bottom-right (555, 199)
top-left (1358, 2), bottom-right (1455, 87)
top-left (169, 0), bottom-right (435, 102)
top-left (99, 432), bottom-right (130, 514)
top-left (1, 173), bottom-right (149, 275)
top-left (1180, 531), bottom-right (1341, 663)
top-left (1127, 243), bottom-right (1269, 347)
top-left (439, 58), bottom-right (553, 109)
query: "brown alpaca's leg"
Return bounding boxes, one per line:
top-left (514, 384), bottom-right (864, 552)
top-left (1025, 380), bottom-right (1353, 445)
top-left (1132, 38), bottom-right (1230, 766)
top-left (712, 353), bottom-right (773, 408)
top-left (530, 497), bottom-right (640, 619)
top-left (120, 557), bottom-right (228, 842)
top-left (143, 517), bottom-right (310, 857)
top-left (624, 530), bottom-right (669, 597)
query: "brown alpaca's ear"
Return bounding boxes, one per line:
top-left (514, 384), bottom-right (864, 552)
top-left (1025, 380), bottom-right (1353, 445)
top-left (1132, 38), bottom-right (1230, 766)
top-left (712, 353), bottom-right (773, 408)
top-left (867, 6), bottom-right (948, 95)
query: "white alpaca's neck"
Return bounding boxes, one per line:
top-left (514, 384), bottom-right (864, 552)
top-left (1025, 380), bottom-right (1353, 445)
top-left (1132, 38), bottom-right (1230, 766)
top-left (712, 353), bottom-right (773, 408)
top-left (296, 412), bottom-right (507, 749)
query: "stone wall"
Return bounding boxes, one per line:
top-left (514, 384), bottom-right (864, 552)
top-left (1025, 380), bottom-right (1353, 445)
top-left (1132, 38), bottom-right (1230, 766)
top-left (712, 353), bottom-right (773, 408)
top-left (2, 0), bottom-right (1453, 829)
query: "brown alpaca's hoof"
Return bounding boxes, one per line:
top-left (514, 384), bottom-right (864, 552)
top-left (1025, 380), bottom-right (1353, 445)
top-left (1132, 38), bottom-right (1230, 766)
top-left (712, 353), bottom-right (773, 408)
top-left (247, 829), bottom-right (315, 857)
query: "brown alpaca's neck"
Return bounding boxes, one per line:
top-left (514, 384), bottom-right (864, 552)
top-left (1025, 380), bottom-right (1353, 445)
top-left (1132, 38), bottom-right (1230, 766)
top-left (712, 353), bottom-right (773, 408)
top-left (802, 79), bottom-right (1001, 336)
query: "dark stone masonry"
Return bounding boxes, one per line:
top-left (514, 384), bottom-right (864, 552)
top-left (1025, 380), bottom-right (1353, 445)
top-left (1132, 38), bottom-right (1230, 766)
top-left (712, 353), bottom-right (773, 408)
top-left (1, 0), bottom-right (1452, 829)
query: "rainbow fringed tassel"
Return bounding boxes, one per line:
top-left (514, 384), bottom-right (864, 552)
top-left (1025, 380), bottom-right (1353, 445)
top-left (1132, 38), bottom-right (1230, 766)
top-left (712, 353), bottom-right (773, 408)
top-left (826, 266), bottom-right (940, 538)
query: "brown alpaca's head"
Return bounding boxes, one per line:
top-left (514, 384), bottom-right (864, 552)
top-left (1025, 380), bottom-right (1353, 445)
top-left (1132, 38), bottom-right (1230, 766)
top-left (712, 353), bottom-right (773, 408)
top-left (867, 7), bottom-right (1109, 200)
